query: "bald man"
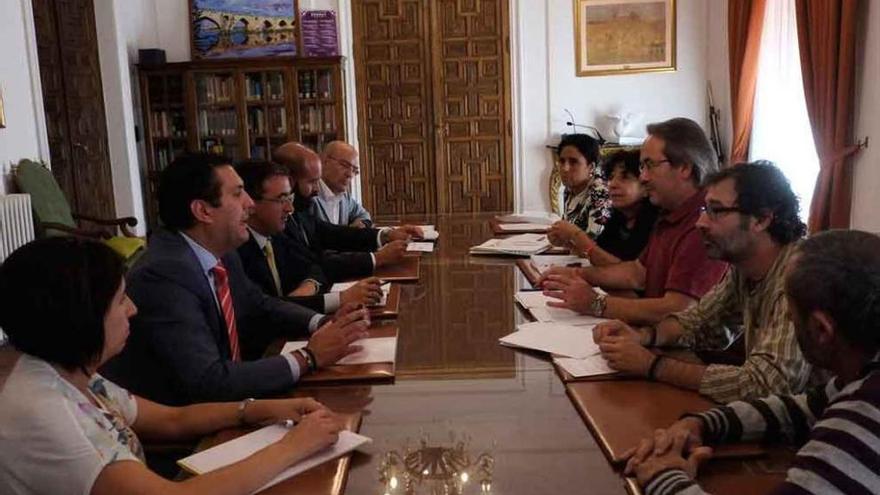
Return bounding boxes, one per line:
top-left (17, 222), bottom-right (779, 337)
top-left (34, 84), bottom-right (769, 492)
top-left (311, 141), bottom-right (372, 227)
top-left (272, 142), bottom-right (419, 282)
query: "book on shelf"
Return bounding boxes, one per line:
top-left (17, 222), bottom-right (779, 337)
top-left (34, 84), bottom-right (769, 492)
top-left (198, 75), bottom-right (235, 104)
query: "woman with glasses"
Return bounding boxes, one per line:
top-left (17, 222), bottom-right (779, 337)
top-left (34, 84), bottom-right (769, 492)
top-left (0, 237), bottom-right (344, 495)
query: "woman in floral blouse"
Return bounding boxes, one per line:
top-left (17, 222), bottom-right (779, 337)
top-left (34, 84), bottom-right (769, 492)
top-left (0, 237), bottom-right (344, 495)
top-left (553, 134), bottom-right (611, 239)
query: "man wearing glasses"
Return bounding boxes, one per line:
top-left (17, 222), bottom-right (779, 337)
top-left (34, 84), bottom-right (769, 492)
top-left (541, 118), bottom-right (727, 326)
top-left (312, 141), bottom-right (372, 227)
top-left (593, 161), bottom-right (815, 402)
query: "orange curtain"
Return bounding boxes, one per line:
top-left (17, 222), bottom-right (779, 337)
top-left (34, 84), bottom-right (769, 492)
top-left (728, 0), bottom-right (767, 165)
top-left (796, 0), bottom-right (860, 231)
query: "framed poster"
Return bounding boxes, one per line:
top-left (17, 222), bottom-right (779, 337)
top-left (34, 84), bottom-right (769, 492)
top-left (575, 0), bottom-right (676, 76)
top-left (190, 0), bottom-right (299, 59)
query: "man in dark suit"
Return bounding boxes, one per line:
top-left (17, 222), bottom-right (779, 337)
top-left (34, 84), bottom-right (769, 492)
top-left (235, 160), bottom-right (383, 313)
top-left (273, 142), bottom-right (422, 282)
top-left (102, 153), bottom-right (369, 405)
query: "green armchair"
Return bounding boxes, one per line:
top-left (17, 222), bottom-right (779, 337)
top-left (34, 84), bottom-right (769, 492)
top-left (13, 159), bottom-right (145, 261)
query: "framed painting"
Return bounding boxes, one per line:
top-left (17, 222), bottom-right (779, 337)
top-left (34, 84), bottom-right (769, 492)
top-left (574, 0), bottom-right (676, 76)
top-left (189, 0), bottom-right (300, 59)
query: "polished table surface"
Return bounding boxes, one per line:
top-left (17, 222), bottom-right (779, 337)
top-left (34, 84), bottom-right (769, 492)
top-left (300, 213), bottom-right (627, 494)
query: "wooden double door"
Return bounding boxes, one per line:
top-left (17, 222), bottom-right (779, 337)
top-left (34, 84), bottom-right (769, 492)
top-left (352, 0), bottom-right (513, 215)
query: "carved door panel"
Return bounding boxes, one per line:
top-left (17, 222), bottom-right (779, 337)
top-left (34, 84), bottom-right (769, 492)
top-left (32, 0), bottom-right (116, 218)
top-left (433, 0), bottom-right (512, 213)
top-left (353, 0), bottom-right (512, 215)
top-left (353, 0), bottom-right (436, 215)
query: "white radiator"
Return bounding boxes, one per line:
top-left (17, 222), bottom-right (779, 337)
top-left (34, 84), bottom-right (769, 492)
top-left (0, 194), bottom-right (35, 263)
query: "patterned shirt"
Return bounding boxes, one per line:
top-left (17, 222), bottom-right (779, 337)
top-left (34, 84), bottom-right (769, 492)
top-left (563, 177), bottom-right (612, 238)
top-left (0, 351), bottom-right (144, 495)
top-left (645, 353), bottom-right (880, 495)
top-left (671, 242), bottom-right (813, 402)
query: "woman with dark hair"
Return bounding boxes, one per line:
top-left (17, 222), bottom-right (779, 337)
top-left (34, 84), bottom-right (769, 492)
top-left (551, 134), bottom-right (611, 237)
top-left (549, 149), bottom-right (658, 266)
top-left (0, 237), bottom-right (343, 495)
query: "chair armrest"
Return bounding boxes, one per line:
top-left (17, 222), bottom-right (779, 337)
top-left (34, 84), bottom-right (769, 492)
top-left (73, 213), bottom-right (139, 237)
top-left (41, 222), bottom-right (111, 240)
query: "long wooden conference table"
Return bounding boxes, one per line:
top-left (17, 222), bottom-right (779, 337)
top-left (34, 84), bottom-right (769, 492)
top-left (194, 213), bottom-right (793, 494)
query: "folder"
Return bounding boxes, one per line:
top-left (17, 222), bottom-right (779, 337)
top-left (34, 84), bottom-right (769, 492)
top-left (470, 233), bottom-right (552, 257)
top-left (490, 217), bottom-right (551, 235)
top-left (499, 322), bottom-right (599, 358)
top-left (178, 416), bottom-right (370, 494)
top-left (495, 211), bottom-right (560, 224)
top-left (279, 325), bottom-right (398, 386)
top-left (553, 355), bottom-right (619, 382)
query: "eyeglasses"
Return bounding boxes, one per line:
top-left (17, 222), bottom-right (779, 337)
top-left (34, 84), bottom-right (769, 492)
top-left (257, 193), bottom-right (294, 205)
top-left (327, 156), bottom-right (360, 176)
top-left (700, 204), bottom-right (744, 220)
top-left (638, 158), bottom-right (671, 171)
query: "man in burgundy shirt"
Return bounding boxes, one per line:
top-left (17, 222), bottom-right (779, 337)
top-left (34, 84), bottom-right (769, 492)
top-left (540, 118), bottom-right (727, 325)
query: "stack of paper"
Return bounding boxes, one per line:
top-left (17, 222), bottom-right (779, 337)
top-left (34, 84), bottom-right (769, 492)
top-left (282, 336), bottom-right (397, 365)
top-left (470, 233), bottom-right (551, 256)
top-left (514, 291), bottom-right (609, 326)
top-left (496, 211), bottom-right (560, 225)
top-left (529, 254), bottom-right (590, 273)
top-left (329, 281), bottom-right (391, 306)
top-left (499, 321), bottom-right (598, 358)
top-left (178, 425), bottom-right (371, 492)
top-left (416, 225), bottom-right (440, 241)
top-left (554, 355), bottom-right (617, 378)
top-left (496, 223), bottom-right (551, 233)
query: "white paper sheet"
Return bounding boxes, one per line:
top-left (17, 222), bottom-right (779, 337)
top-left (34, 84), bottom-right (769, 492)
top-left (328, 282), bottom-right (391, 306)
top-left (407, 242), bottom-right (435, 252)
top-left (470, 233), bottom-right (551, 256)
top-left (529, 254), bottom-right (590, 272)
top-left (496, 223), bottom-right (550, 232)
top-left (281, 336), bottom-right (397, 365)
top-left (554, 355), bottom-right (617, 378)
top-left (499, 322), bottom-right (599, 358)
top-left (415, 225), bottom-right (439, 241)
top-left (178, 426), bottom-right (371, 493)
top-left (514, 291), bottom-right (609, 326)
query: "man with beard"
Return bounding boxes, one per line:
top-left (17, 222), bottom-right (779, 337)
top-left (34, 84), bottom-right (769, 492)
top-left (591, 161), bottom-right (814, 402)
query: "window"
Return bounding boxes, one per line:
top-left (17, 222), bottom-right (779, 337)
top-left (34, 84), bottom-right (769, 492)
top-left (749, 0), bottom-right (819, 222)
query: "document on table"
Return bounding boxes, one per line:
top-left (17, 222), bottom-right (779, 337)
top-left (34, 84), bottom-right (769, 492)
top-left (415, 225), bottom-right (439, 241)
top-left (470, 233), bottom-right (552, 256)
top-left (407, 242), bottom-right (435, 253)
top-left (554, 355), bottom-right (617, 378)
top-left (282, 336), bottom-right (398, 365)
top-left (529, 254), bottom-right (590, 273)
top-left (178, 425), bottom-right (371, 493)
top-left (499, 322), bottom-right (599, 358)
top-left (514, 291), bottom-right (609, 326)
top-left (495, 222), bottom-right (550, 233)
top-left (496, 211), bottom-right (560, 225)
top-left (329, 281), bottom-right (391, 306)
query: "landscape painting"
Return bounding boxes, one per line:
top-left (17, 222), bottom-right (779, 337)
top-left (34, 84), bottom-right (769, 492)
top-left (575, 0), bottom-right (676, 76)
top-left (190, 0), bottom-right (299, 59)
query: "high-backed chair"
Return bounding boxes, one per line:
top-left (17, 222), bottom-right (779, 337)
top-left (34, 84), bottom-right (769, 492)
top-left (13, 159), bottom-right (145, 261)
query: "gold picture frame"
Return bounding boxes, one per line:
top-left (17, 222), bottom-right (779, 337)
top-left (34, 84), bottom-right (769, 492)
top-left (575, 0), bottom-right (676, 77)
top-left (0, 87), bottom-right (6, 128)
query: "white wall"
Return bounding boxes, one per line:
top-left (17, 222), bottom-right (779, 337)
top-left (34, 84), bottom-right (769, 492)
top-left (513, 0), bottom-right (716, 212)
top-left (0, 0), bottom-right (48, 194)
top-left (850, 0), bottom-right (880, 231)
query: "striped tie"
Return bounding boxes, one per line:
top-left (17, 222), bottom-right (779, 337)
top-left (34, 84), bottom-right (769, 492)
top-left (211, 262), bottom-right (240, 361)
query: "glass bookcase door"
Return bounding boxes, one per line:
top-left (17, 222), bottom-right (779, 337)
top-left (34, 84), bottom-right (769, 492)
top-left (295, 67), bottom-right (340, 150)
top-left (244, 70), bottom-right (289, 160)
top-left (194, 72), bottom-right (241, 160)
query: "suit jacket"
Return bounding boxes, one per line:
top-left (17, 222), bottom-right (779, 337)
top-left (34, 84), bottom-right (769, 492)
top-left (237, 231), bottom-right (329, 312)
top-left (284, 204), bottom-right (378, 281)
top-left (101, 229), bottom-right (317, 405)
top-left (309, 186), bottom-right (373, 227)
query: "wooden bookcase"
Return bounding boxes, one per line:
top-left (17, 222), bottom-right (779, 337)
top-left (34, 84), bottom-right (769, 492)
top-left (138, 56), bottom-right (346, 230)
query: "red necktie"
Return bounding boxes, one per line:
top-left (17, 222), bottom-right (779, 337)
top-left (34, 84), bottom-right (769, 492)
top-left (211, 262), bottom-right (240, 361)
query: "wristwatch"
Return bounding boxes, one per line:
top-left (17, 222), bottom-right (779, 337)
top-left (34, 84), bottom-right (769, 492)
top-left (590, 292), bottom-right (607, 317)
top-left (237, 397), bottom-right (255, 426)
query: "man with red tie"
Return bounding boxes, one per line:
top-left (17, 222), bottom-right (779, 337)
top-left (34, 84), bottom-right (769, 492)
top-left (102, 153), bottom-right (369, 405)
